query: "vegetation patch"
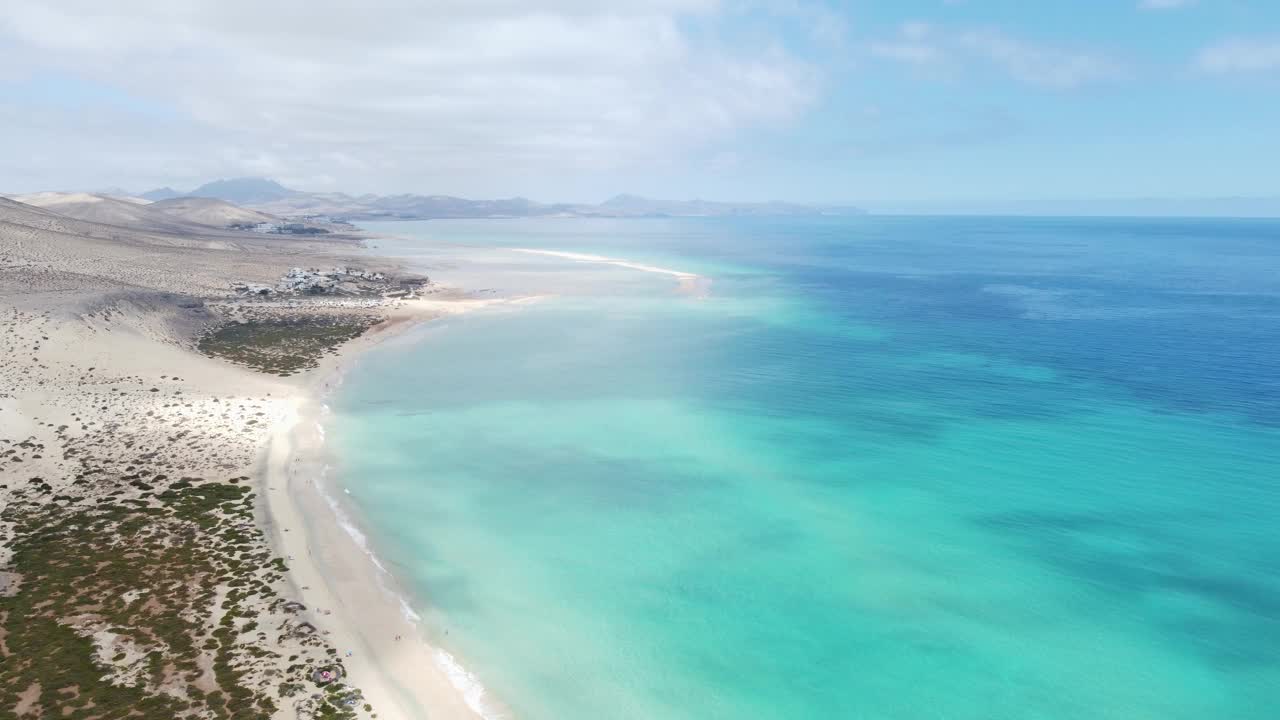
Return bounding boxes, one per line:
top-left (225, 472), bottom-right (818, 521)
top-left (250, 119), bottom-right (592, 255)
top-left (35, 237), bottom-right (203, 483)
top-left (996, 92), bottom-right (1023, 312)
top-left (197, 315), bottom-right (379, 376)
top-left (0, 480), bottom-right (285, 719)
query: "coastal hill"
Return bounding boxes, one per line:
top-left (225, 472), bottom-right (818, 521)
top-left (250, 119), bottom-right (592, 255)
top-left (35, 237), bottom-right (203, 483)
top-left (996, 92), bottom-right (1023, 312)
top-left (138, 177), bottom-right (865, 221)
top-left (7, 191), bottom-right (331, 235)
top-left (10, 192), bottom-right (188, 233)
top-left (148, 196), bottom-right (279, 228)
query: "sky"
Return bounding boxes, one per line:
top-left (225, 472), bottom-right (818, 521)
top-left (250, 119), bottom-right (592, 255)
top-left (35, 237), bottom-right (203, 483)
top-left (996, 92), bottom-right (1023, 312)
top-left (1, 0), bottom-right (1278, 210)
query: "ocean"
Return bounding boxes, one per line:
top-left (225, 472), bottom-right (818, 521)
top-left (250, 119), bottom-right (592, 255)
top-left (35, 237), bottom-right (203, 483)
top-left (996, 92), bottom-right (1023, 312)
top-left (329, 216), bottom-right (1280, 720)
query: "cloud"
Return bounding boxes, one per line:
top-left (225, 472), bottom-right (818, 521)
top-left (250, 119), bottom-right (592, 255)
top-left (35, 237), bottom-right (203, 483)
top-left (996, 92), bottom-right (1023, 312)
top-left (1137, 0), bottom-right (1195, 9)
top-left (957, 29), bottom-right (1125, 88)
top-left (1195, 38), bottom-right (1280, 74)
top-left (743, 0), bottom-right (849, 48)
top-left (867, 23), bottom-right (1124, 89)
top-left (0, 0), bottom-right (820, 195)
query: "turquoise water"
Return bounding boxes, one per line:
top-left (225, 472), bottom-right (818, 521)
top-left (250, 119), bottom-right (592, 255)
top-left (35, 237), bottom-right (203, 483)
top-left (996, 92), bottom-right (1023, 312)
top-left (333, 217), bottom-right (1280, 719)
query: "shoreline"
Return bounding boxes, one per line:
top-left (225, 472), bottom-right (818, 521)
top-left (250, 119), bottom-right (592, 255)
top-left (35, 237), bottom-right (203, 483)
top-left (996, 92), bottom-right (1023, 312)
top-left (1, 192), bottom-right (706, 718)
top-left (256, 244), bottom-right (705, 718)
top-left (0, 192), bottom-right (484, 718)
top-left (262, 296), bottom-right (512, 720)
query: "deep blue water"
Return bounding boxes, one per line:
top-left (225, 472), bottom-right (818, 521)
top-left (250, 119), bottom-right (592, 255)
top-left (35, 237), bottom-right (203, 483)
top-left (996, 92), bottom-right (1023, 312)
top-left (333, 216), bottom-right (1280, 719)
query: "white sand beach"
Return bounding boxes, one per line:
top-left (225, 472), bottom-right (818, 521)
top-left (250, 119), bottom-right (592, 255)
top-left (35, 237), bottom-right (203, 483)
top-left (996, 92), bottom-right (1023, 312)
top-left (0, 195), bottom-right (507, 719)
top-left (263, 302), bottom-right (510, 720)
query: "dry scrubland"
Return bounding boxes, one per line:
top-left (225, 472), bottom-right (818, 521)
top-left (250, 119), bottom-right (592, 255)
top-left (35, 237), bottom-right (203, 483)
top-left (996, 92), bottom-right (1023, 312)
top-left (0, 196), bottom-right (440, 719)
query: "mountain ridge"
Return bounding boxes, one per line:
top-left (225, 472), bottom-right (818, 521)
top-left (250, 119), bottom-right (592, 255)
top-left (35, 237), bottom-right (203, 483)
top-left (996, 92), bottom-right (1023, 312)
top-left (188, 177), bottom-right (295, 205)
top-left (136, 178), bottom-right (864, 221)
top-left (9, 191), bottom-right (286, 233)
top-left (140, 187), bottom-right (182, 202)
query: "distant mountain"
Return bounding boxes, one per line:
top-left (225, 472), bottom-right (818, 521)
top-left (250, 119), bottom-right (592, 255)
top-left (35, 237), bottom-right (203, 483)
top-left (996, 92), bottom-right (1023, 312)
top-left (123, 177), bottom-right (862, 220)
top-left (140, 187), bottom-right (182, 202)
top-left (363, 194), bottom-right (575, 219)
top-left (220, 179), bottom-right (863, 221)
top-left (94, 186), bottom-right (140, 200)
top-left (189, 177), bottom-right (295, 205)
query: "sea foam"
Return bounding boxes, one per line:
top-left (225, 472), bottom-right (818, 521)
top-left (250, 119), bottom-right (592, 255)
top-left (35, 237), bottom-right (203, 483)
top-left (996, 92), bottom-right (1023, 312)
top-left (435, 647), bottom-right (507, 720)
top-left (313, 469), bottom-right (498, 714)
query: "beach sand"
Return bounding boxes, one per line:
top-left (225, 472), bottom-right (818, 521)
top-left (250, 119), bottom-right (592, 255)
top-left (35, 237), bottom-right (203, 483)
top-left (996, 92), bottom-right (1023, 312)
top-left (507, 248), bottom-right (709, 296)
top-left (263, 301), bottom-right (505, 720)
top-left (0, 196), bottom-right (499, 719)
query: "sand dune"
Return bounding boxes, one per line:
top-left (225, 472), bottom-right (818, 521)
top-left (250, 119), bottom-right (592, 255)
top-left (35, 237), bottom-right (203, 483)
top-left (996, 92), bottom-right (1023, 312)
top-left (14, 190), bottom-right (150, 206)
top-left (12, 191), bottom-right (289, 234)
top-left (12, 191), bottom-right (207, 233)
top-left (150, 196), bottom-right (280, 227)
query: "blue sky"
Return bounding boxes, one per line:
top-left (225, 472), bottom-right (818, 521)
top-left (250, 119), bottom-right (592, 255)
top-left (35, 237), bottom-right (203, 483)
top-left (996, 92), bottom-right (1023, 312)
top-left (762, 0), bottom-right (1280, 208)
top-left (1, 1), bottom-right (1278, 210)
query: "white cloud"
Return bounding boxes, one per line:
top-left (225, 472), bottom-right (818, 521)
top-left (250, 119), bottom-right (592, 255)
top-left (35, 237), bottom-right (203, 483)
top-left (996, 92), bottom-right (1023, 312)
top-left (0, 0), bottom-right (820, 195)
top-left (868, 23), bottom-right (1124, 89)
top-left (868, 40), bottom-right (943, 66)
top-left (957, 29), bottom-right (1124, 88)
top-left (743, 0), bottom-right (849, 48)
top-left (1138, 0), bottom-right (1195, 10)
top-left (1195, 38), bottom-right (1280, 74)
